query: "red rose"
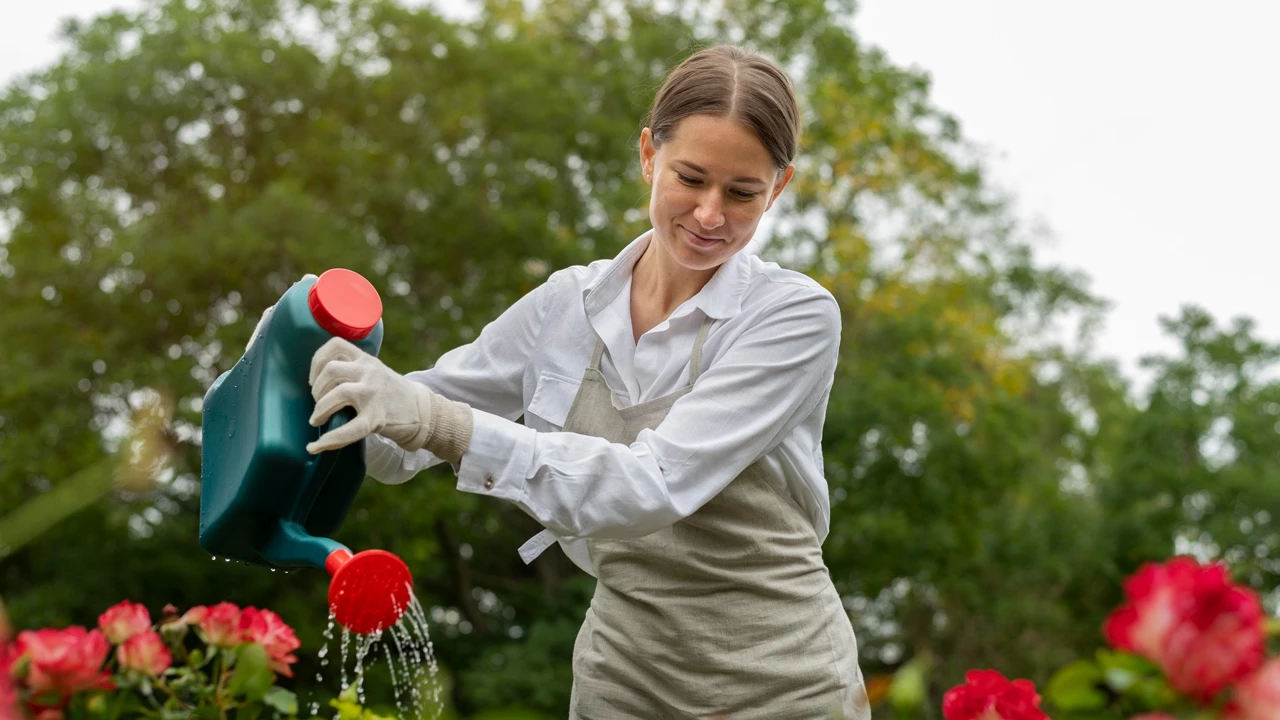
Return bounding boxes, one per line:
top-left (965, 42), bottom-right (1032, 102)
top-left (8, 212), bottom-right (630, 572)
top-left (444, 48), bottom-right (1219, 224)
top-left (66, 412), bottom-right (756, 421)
top-left (1, 641), bottom-right (20, 720)
top-left (97, 601), bottom-right (152, 645)
top-left (942, 670), bottom-right (1049, 720)
top-left (15, 627), bottom-right (113, 697)
top-left (1230, 658), bottom-right (1280, 720)
top-left (117, 630), bottom-right (172, 677)
top-left (238, 608), bottom-right (300, 677)
top-left (188, 603), bottom-right (242, 648)
top-left (1104, 557), bottom-right (1264, 702)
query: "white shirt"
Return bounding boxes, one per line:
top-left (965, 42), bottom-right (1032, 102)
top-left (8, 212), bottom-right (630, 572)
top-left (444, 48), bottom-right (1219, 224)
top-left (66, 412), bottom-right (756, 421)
top-left (365, 230), bottom-right (841, 576)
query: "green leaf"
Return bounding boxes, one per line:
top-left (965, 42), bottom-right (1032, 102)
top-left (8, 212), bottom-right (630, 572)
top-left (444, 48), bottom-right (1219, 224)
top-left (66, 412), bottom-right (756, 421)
top-left (236, 704), bottom-right (264, 720)
top-left (1096, 650), bottom-right (1159, 676)
top-left (1103, 667), bottom-right (1140, 693)
top-left (888, 655), bottom-right (931, 711)
top-left (329, 697), bottom-right (365, 720)
top-left (227, 642), bottom-right (273, 702)
top-left (85, 692), bottom-right (109, 714)
top-left (1128, 676), bottom-right (1179, 710)
top-left (264, 687), bottom-right (299, 716)
top-left (1046, 660), bottom-right (1107, 711)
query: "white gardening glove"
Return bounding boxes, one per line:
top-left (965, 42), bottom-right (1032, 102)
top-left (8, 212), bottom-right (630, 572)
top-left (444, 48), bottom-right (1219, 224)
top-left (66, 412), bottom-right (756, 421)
top-left (306, 337), bottom-right (473, 464)
top-left (246, 274), bottom-right (317, 352)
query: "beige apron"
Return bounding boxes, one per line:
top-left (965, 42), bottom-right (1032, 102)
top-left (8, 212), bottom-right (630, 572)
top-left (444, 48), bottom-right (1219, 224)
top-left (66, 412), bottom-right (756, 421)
top-left (565, 316), bottom-right (871, 720)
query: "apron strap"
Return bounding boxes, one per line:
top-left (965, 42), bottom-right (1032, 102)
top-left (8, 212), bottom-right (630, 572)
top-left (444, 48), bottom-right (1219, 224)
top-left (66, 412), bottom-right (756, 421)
top-left (689, 315), bottom-right (714, 384)
top-left (589, 337), bottom-right (607, 371)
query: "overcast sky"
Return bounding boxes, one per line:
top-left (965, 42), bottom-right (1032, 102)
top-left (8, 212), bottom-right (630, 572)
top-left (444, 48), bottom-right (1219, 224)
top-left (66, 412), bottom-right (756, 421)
top-left (4, 0), bottom-right (1277, 389)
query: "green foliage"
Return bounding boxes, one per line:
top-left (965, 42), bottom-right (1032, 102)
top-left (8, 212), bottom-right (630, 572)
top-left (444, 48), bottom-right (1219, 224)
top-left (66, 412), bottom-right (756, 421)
top-left (1045, 650), bottom-right (1181, 720)
top-left (229, 643), bottom-right (275, 703)
top-left (1, 0), bottom-right (1278, 717)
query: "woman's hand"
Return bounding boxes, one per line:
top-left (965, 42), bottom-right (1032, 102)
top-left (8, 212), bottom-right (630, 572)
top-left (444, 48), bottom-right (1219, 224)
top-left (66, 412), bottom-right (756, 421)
top-left (307, 337), bottom-right (474, 463)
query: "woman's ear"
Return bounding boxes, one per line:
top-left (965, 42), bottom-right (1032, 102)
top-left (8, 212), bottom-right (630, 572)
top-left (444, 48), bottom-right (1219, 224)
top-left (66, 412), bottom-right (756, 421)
top-left (639, 127), bottom-right (656, 183)
top-left (766, 164), bottom-right (796, 211)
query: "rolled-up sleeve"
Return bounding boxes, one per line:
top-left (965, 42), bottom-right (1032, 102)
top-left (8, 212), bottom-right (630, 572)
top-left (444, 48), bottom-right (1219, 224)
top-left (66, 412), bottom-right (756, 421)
top-left (454, 286), bottom-right (840, 540)
top-left (363, 273), bottom-right (555, 485)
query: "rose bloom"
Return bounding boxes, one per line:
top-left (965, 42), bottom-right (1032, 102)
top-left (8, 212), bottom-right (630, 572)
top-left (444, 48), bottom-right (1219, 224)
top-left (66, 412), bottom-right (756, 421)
top-left (1104, 557), bottom-right (1264, 702)
top-left (184, 603), bottom-right (243, 648)
top-left (117, 630), bottom-right (172, 677)
top-left (942, 670), bottom-right (1049, 720)
top-left (239, 608), bottom-right (300, 677)
top-left (15, 627), bottom-right (113, 697)
top-left (1230, 658), bottom-right (1280, 720)
top-left (1, 641), bottom-right (20, 720)
top-left (97, 601), bottom-right (152, 644)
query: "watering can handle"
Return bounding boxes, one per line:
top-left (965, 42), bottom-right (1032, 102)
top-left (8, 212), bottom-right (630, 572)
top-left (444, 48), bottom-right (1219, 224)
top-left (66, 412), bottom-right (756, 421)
top-left (292, 407), bottom-right (356, 523)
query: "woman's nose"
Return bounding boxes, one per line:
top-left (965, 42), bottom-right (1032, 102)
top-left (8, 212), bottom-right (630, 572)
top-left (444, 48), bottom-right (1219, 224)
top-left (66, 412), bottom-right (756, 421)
top-left (694, 192), bottom-right (725, 230)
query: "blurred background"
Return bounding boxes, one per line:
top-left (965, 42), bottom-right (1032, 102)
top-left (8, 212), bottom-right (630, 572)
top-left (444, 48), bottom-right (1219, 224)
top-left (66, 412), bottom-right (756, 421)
top-left (1, 0), bottom-right (1278, 717)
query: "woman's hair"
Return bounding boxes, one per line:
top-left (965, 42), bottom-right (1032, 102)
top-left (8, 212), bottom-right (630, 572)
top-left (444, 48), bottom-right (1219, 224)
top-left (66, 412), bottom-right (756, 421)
top-left (647, 45), bottom-right (800, 171)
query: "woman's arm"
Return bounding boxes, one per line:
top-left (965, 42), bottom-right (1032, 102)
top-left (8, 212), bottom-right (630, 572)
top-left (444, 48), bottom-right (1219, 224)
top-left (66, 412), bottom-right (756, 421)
top-left (454, 284), bottom-right (841, 539)
top-left (363, 273), bottom-right (557, 484)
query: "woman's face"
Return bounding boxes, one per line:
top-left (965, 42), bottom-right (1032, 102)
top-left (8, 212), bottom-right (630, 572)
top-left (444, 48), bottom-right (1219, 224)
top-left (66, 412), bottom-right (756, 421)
top-left (640, 114), bottom-right (794, 275)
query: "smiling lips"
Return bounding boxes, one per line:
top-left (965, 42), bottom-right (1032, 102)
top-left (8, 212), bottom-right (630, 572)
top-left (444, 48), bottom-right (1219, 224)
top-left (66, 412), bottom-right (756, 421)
top-left (682, 226), bottom-right (724, 245)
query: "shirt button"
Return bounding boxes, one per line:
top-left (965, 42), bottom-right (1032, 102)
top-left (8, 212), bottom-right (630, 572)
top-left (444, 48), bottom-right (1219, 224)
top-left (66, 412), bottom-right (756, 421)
top-left (483, 478), bottom-right (495, 490)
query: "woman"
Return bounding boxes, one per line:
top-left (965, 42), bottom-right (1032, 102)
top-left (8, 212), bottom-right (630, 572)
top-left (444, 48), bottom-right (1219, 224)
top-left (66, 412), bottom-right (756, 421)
top-left (305, 45), bottom-right (871, 720)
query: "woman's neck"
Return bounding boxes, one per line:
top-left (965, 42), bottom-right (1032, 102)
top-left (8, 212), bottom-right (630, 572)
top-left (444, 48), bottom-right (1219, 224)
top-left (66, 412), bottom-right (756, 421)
top-left (631, 235), bottom-right (717, 318)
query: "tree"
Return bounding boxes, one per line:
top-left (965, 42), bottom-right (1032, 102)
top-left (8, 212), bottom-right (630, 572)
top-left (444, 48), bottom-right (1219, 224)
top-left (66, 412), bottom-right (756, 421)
top-left (6, 1), bottom-right (1274, 718)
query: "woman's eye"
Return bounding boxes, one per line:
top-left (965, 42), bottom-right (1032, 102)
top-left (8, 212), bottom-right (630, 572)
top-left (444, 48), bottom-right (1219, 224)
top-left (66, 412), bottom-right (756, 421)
top-left (673, 172), bottom-right (757, 199)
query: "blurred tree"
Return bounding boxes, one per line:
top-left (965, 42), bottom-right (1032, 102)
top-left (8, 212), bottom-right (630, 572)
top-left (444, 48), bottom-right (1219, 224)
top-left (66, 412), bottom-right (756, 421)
top-left (2, 0), bottom-right (1277, 718)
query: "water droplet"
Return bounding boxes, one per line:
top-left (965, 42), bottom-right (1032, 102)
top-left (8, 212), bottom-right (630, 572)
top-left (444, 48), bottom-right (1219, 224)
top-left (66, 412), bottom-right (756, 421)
top-left (314, 589), bottom-right (442, 718)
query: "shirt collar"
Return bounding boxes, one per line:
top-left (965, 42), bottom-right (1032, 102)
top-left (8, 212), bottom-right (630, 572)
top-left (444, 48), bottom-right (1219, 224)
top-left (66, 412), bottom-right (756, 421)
top-left (582, 229), bottom-right (750, 320)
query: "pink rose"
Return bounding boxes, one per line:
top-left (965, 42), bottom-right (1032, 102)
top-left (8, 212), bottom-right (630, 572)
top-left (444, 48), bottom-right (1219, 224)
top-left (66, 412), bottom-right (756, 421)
top-left (942, 670), bottom-right (1049, 720)
top-left (1230, 658), bottom-right (1280, 720)
top-left (188, 603), bottom-right (242, 648)
top-left (175, 605), bottom-right (207, 630)
top-left (239, 608), bottom-right (300, 677)
top-left (97, 601), bottom-right (152, 644)
top-left (117, 630), bottom-right (172, 677)
top-left (15, 627), bottom-right (113, 697)
top-left (1104, 557), bottom-right (1264, 703)
top-left (1, 641), bottom-right (20, 720)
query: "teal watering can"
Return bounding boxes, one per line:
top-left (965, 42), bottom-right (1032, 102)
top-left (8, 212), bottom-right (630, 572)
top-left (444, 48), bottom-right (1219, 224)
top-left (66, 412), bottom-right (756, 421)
top-left (200, 269), bottom-right (412, 635)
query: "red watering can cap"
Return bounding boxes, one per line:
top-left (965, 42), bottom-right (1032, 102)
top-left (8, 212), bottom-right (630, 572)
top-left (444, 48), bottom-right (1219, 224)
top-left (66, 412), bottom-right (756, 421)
top-left (325, 549), bottom-right (413, 635)
top-left (307, 269), bottom-right (383, 341)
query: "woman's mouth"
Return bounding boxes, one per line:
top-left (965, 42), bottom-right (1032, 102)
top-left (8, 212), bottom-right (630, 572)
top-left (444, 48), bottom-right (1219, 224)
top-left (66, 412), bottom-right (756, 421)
top-left (680, 226), bottom-right (723, 249)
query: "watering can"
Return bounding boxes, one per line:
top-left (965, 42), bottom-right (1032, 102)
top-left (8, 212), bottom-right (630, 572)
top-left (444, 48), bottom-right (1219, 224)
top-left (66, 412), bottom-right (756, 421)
top-left (200, 269), bottom-right (412, 635)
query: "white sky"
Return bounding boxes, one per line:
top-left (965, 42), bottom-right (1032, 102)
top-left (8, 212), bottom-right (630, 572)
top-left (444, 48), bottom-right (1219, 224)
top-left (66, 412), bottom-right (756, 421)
top-left (3, 0), bottom-right (1278, 388)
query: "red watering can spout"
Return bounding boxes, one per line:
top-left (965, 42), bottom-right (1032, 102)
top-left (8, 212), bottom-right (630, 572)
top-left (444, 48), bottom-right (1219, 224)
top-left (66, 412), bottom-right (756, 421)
top-left (325, 549), bottom-right (414, 635)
